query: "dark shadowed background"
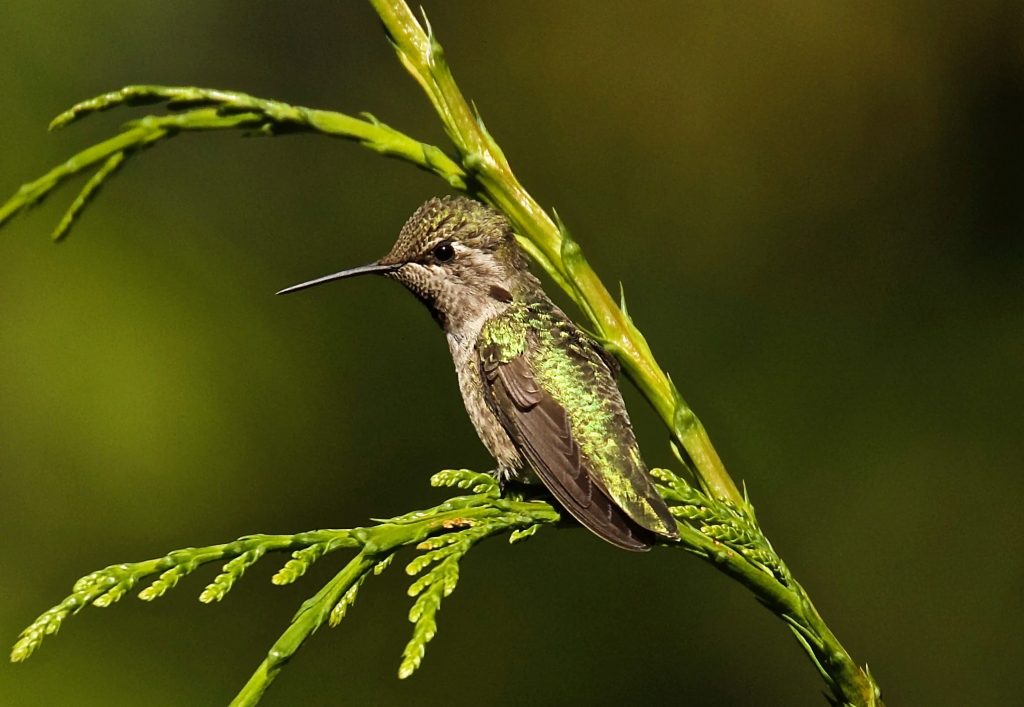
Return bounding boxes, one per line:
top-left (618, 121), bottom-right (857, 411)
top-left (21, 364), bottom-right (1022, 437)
top-left (1, 2), bottom-right (1021, 705)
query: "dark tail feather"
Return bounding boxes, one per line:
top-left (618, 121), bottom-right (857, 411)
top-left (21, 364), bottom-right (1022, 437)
top-left (549, 480), bottom-right (657, 552)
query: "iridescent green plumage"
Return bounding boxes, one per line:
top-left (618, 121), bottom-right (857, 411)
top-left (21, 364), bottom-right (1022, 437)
top-left (479, 297), bottom-right (677, 547)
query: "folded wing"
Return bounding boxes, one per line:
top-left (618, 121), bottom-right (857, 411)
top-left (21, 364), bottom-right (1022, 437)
top-left (480, 344), bottom-right (662, 551)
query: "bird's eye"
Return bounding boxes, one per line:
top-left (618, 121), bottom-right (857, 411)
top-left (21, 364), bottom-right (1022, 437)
top-left (432, 241), bottom-right (455, 262)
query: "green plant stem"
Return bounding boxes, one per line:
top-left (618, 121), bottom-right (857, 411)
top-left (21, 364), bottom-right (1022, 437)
top-left (0, 86), bottom-right (467, 238)
top-left (370, 0), bottom-right (739, 506)
top-left (682, 523), bottom-right (869, 703)
top-left (11, 475), bottom-right (560, 699)
top-left (9, 530), bottom-right (360, 663)
top-left (229, 502), bottom-right (558, 704)
top-left (655, 471), bottom-right (881, 706)
top-left (230, 551), bottom-right (378, 707)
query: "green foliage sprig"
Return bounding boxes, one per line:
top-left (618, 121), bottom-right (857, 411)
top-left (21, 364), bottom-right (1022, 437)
top-left (0, 84), bottom-right (468, 243)
top-left (1, 1), bottom-right (884, 705)
top-left (11, 471), bottom-right (560, 706)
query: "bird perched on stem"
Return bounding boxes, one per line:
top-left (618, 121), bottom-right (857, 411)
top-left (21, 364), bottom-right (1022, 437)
top-left (279, 196), bottom-right (678, 550)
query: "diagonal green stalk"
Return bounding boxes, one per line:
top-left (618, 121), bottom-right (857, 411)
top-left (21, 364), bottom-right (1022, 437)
top-left (230, 551), bottom-right (379, 707)
top-left (370, 0), bottom-right (739, 505)
top-left (653, 469), bottom-right (880, 706)
top-left (369, 2), bottom-right (880, 704)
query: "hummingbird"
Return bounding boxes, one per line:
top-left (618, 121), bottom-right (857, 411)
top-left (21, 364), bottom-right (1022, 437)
top-left (278, 196), bottom-right (678, 550)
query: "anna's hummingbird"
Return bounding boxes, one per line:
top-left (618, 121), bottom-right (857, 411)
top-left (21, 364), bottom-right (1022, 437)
top-left (279, 196), bottom-right (677, 550)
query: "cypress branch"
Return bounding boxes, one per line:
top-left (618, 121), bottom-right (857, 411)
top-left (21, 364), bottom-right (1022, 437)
top-left (11, 471), bottom-right (561, 698)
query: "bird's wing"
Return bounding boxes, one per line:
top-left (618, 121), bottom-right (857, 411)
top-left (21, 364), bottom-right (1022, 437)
top-left (479, 324), bottom-right (675, 550)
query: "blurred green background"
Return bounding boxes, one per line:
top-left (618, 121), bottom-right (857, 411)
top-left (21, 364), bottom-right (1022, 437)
top-left (1, 2), bottom-right (1021, 705)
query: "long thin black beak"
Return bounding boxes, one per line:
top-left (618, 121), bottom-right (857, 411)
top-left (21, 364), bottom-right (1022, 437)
top-left (276, 262), bottom-right (400, 295)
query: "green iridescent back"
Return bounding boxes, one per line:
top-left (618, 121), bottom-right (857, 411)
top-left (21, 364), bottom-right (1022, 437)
top-left (479, 296), bottom-right (676, 538)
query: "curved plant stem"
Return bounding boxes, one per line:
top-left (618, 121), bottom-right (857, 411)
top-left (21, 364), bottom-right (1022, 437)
top-left (0, 86), bottom-right (467, 241)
